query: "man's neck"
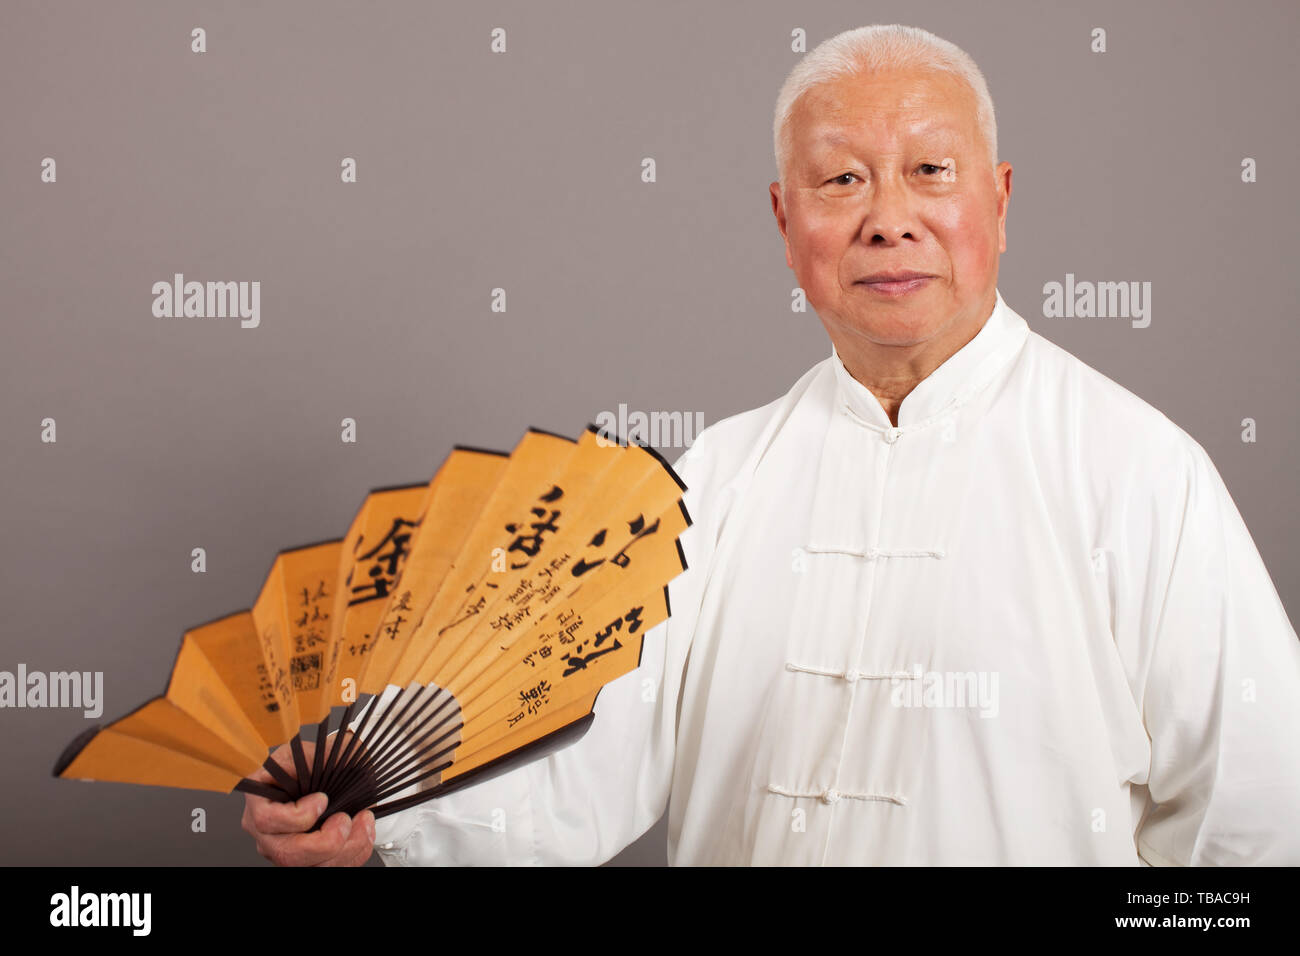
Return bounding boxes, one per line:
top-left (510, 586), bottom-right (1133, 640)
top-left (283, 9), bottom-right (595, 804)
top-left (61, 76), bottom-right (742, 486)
top-left (832, 293), bottom-right (996, 427)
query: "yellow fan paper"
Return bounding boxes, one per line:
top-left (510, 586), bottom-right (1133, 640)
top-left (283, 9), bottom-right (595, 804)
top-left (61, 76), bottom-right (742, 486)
top-left (53, 425), bottom-right (690, 825)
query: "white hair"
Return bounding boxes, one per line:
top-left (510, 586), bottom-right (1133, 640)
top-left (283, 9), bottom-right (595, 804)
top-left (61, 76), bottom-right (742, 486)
top-left (773, 24), bottom-right (998, 185)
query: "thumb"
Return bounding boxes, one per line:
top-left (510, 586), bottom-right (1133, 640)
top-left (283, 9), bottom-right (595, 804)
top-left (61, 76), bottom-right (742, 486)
top-left (295, 792), bottom-right (329, 827)
top-left (328, 812), bottom-right (353, 839)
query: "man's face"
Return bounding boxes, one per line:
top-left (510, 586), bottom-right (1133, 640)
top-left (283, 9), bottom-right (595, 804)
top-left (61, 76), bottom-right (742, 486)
top-left (770, 67), bottom-right (1012, 351)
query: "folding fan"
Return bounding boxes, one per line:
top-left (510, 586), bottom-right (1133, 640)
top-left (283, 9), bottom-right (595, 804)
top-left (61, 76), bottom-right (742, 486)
top-left (53, 425), bottom-right (690, 826)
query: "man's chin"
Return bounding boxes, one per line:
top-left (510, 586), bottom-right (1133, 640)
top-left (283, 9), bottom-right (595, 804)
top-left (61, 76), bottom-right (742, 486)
top-left (826, 317), bottom-right (951, 356)
top-left (834, 309), bottom-right (950, 351)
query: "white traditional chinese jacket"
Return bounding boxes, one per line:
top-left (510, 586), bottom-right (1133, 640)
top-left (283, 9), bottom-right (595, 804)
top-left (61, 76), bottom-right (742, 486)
top-left (373, 288), bottom-right (1300, 866)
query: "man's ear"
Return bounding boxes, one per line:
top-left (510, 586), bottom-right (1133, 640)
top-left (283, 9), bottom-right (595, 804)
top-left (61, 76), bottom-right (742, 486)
top-left (994, 162), bottom-right (1012, 254)
top-left (770, 181), bottom-right (794, 269)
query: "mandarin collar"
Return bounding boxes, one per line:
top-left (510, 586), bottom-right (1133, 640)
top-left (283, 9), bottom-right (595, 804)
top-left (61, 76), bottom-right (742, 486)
top-left (830, 288), bottom-right (1029, 432)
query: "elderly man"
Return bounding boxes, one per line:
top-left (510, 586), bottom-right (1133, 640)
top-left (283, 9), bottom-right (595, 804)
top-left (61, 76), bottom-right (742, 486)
top-left (243, 24), bottom-right (1300, 866)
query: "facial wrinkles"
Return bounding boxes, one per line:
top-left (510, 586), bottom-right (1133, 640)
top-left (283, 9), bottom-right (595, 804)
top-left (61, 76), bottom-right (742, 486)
top-left (801, 79), bottom-right (970, 172)
top-left (773, 68), bottom-right (1003, 369)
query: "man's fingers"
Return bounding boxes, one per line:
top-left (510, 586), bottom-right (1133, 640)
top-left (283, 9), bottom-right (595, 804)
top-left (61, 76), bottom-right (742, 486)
top-left (316, 811), bottom-right (375, 868)
top-left (258, 811), bottom-right (356, 867)
top-left (237, 733), bottom-right (372, 865)
top-left (245, 791), bottom-right (329, 836)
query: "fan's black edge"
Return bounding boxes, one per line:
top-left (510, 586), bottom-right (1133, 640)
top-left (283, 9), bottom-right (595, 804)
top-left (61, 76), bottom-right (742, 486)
top-left (584, 421), bottom-right (689, 494)
top-left (587, 420), bottom-right (632, 448)
top-left (275, 536), bottom-right (345, 557)
top-left (677, 496), bottom-right (693, 529)
top-left (636, 440), bottom-right (689, 492)
top-left (674, 537), bottom-right (688, 573)
top-left (525, 425), bottom-right (577, 443)
top-left (371, 712), bottom-right (596, 819)
top-left (51, 686), bottom-right (174, 777)
top-left (51, 724), bottom-right (103, 777)
top-left (366, 481), bottom-right (431, 495)
top-left (642, 580), bottom-right (676, 671)
top-left (452, 443), bottom-right (510, 458)
top-left (165, 624), bottom-right (191, 691)
top-left (184, 606), bottom-right (253, 635)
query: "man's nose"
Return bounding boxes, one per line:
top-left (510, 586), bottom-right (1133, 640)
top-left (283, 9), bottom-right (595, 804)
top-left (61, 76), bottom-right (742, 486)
top-left (860, 177), bottom-right (920, 243)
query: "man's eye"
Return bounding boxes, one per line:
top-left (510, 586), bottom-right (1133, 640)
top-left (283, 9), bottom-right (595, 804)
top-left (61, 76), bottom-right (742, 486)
top-left (826, 173), bottom-right (858, 186)
top-left (920, 164), bottom-right (950, 175)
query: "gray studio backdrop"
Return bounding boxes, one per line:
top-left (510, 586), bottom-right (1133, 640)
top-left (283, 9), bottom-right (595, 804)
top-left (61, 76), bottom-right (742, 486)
top-left (2, 0), bottom-right (1296, 866)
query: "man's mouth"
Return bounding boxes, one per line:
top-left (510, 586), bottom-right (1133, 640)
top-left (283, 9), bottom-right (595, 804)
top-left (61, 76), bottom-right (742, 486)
top-left (855, 273), bottom-right (935, 297)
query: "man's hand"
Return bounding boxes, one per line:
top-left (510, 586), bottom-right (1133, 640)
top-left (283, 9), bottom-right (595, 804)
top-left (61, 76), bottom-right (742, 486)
top-left (240, 736), bottom-right (376, 867)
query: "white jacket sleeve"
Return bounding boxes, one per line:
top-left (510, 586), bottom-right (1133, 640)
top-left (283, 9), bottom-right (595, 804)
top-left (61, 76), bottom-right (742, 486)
top-left (368, 444), bottom-right (710, 866)
top-left (1134, 440), bottom-right (1300, 865)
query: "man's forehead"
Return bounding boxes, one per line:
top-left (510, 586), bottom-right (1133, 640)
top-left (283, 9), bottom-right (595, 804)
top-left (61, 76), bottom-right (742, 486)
top-left (805, 113), bottom-right (966, 147)
top-left (796, 71), bottom-right (976, 146)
